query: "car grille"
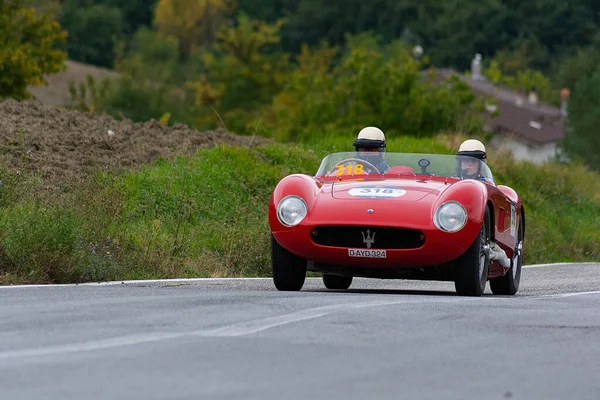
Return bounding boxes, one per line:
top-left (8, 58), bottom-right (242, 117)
top-left (310, 226), bottom-right (425, 249)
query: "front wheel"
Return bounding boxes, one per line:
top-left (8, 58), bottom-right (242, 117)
top-left (271, 234), bottom-right (307, 291)
top-left (454, 207), bottom-right (491, 296)
top-left (323, 274), bottom-right (353, 290)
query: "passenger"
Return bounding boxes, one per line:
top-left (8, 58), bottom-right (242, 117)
top-left (456, 139), bottom-right (493, 183)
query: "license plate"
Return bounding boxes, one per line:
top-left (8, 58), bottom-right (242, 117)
top-left (348, 248), bottom-right (387, 258)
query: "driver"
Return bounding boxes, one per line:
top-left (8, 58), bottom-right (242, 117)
top-left (353, 126), bottom-right (390, 173)
top-left (455, 139), bottom-right (493, 182)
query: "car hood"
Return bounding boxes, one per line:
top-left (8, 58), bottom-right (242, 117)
top-left (331, 178), bottom-right (448, 202)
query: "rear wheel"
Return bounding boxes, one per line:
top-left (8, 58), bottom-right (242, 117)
top-left (271, 234), bottom-right (307, 291)
top-left (490, 217), bottom-right (523, 295)
top-left (454, 207), bottom-right (491, 296)
top-left (323, 274), bottom-right (353, 290)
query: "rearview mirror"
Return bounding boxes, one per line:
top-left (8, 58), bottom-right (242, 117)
top-left (418, 158), bottom-right (430, 168)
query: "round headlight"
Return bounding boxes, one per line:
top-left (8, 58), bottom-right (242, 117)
top-left (276, 195), bottom-right (308, 227)
top-left (434, 201), bottom-right (467, 232)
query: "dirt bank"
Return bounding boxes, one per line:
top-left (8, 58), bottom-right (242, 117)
top-left (0, 99), bottom-right (270, 183)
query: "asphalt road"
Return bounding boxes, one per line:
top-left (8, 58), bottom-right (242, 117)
top-left (1, 262), bottom-right (599, 400)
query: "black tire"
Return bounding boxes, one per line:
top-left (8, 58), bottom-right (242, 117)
top-left (490, 216), bottom-right (524, 295)
top-left (454, 207), bottom-right (491, 296)
top-left (323, 274), bottom-right (353, 290)
top-left (271, 234), bottom-right (307, 291)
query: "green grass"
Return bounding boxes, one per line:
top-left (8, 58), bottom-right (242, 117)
top-left (491, 152), bottom-right (600, 263)
top-left (298, 133), bottom-right (456, 158)
top-left (0, 135), bottom-right (598, 284)
top-left (0, 144), bottom-right (319, 283)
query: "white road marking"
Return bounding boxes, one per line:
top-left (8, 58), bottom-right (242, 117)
top-left (0, 297), bottom-right (484, 361)
top-left (0, 288), bottom-right (598, 361)
top-left (0, 278), bottom-right (273, 289)
top-left (534, 290), bottom-right (600, 299)
top-left (0, 277), bottom-right (272, 289)
top-left (1, 263), bottom-right (598, 289)
top-left (522, 262), bottom-right (600, 269)
top-left (0, 333), bottom-right (183, 361)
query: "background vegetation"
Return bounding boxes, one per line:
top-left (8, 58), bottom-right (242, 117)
top-left (1, 137), bottom-right (598, 284)
top-left (44, 0), bottom-right (600, 169)
top-left (0, 0), bottom-right (598, 283)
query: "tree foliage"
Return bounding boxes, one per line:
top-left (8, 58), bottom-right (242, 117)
top-left (23, 0), bottom-right (60, 14)
top-left (552, 34), bottom-right (600, 92)
top-left (259, 35), bottom-right (481, 142)
top-left (186, 13), bottom-right (289, 132)
top-left (104, 0), bottom-right (158, 36)
top-left (118, 26), bottom-right (180, 82)
top-left (51, 0), bottom-right (600, 79)
top-left (423, 0), bottom-right (512, 70)
top-left (59, 2), bottom-right (124, 68)
top-left (562, 71), bottom-right (600, 171)
top-left (25, 0), bottom-right (600, 172)
top-left (0, 0), bottom-right (68, 100)
top-left (482, 60), bottom-right (559, 105)
top-left (153, 0), bottom-right (233, 58)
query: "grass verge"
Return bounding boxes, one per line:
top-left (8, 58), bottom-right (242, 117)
top-left (0, 135), bottom-right (598, 284)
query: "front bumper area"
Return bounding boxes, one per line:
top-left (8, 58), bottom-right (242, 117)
top-left (272, 222), bottom-right (480, 269)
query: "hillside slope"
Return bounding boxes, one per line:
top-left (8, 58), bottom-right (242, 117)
top-left (0, 99), bottom-right (269, 183)
top-left (27, 60), bottom-right (120, 107)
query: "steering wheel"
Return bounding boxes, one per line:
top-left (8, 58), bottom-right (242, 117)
top-left (327, 158), bottom-right (381, 177)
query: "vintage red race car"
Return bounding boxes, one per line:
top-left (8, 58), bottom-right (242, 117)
top-left (268, 151), bottom-right (525, 296)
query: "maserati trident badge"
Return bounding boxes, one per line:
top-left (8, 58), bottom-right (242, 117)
top-left (362, 229), bottom-right (376, 248)
top-left (367, 209), bottom-right (374, 214)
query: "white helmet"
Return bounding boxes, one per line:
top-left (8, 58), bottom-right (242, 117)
top-left (353, 126), bottom-right (386, 151)
top-left (457, 139), bottom-right (486, 162)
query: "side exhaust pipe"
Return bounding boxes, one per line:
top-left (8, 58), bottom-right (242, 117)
top-left (488, 242), bottom-right (510, 268)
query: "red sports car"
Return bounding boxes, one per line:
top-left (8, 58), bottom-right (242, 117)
top-left (268, 151), bottom-right (525, 296)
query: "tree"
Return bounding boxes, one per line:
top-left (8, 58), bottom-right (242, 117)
top-left (424, 0), bottom-right (512, 70)
top-left (104, 0), bottom-right (159, 36)
top-left (234, 0), bottom-right (600, 74)
top-left (154, 0), bottom-right (233, 58)
top-left (261, 34), bottom-right (481, 142)
top-left (119, 26), bottom-right (180, 82)
top-left (492, 35), bottom-right (549, 75)
top-left (186, 13), bottom-right (289, 131)
top-left (0, 0), bottom-right (68, 100)
top-left (23, 0), bottom-right (60, 14)
top-left (58, 3), bottom-right (124, 68)
top-left (235, 0), bottom-right (285, 22)
top-left (507, 0), bottom-right (599, 64)
top-left (552, 33), bottom-right (600, 92)
top-left (482, 60), bottom-right (559, 105)
top-left (279, 0), bottom-right (409, 55)
top-left (561, 70), bottom-right (600, 171)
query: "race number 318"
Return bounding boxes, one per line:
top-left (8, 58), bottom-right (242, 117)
top-left (334, 164), bottom-right (364, 176)
top-left (348, 187), bottom-right (407, 198)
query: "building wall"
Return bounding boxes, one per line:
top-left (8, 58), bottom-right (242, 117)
top-left (490, 134), bottom-right (558, 164)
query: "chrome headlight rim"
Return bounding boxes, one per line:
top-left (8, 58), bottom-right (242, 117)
top-left (434, 200), bottom-right (468, 232)
top-left (276, 195), bottom-right (308, 227)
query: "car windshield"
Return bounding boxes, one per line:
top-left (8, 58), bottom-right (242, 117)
top-left (315, 151), bottom-right (495, 184)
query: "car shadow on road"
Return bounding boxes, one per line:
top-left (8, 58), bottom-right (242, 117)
top-left (304, 288), bottom-right (465, 297)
